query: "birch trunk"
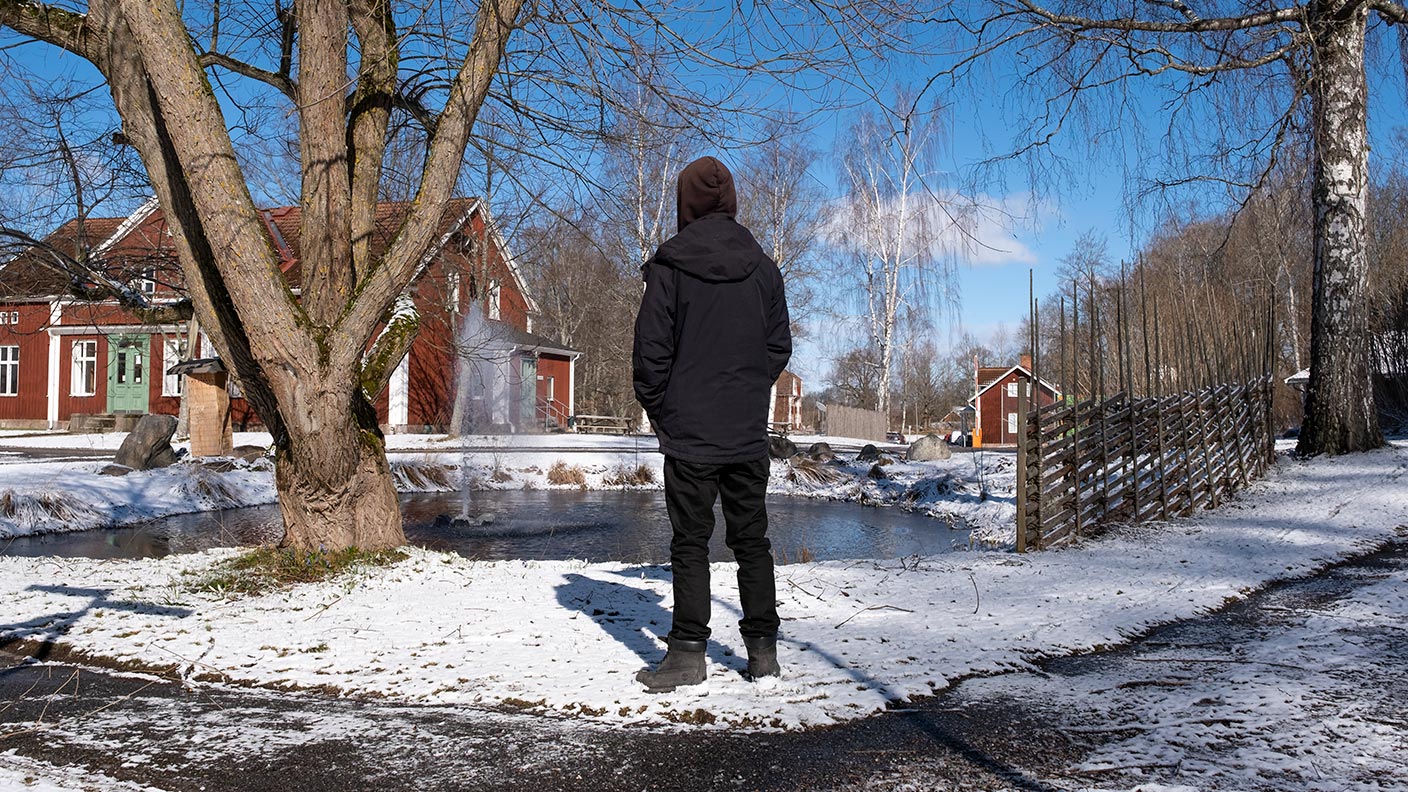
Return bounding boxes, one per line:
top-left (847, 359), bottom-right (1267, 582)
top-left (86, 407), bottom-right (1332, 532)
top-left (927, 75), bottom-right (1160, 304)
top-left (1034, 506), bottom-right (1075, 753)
top-left (1297, 1), bottom-right (1384, 455)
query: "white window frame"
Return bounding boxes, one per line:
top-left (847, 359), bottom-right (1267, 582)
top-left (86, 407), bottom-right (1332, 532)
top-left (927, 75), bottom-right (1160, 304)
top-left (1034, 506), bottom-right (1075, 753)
top-left (0, 345), bottom-right (17, 396)
top-left (162, 337), bottom-right (186, 397)
top-left (1007, 412), bottom-right (1018, 434)
top-left (487, 279), bottom-right (501, 321)
top-left (1007, 382), bottom-right (1017, 398)
top-left (139, 269), bottom-right (157, 295)
top-left (71, 340), bottom-right (97, 397)
top-left (446, 272), bottom-right (462, 314)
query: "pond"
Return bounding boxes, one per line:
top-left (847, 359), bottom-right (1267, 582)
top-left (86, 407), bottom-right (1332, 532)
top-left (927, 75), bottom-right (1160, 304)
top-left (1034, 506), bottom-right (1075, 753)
top-left (0, 490), bottom-right (973, 563)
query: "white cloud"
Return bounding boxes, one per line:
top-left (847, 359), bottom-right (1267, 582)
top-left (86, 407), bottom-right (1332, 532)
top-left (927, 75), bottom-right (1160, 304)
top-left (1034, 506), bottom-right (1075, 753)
top-left (824, 190), bottom-right (1044, 269)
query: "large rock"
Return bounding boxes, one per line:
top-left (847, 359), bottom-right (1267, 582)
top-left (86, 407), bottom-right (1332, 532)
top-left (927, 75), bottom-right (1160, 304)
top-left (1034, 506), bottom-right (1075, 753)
top-left (856, 443), bottom-right (880, 461)
top-left (807, 441), bottom-right (836, 462)
top-left (113, 414), bottom-right (179, 470)
top-left (768, 435), bottom-right (799, 460)
top-left (907, 433), bottom-right (953, 462)
top-left (232, 445), bottom-right (269, 462)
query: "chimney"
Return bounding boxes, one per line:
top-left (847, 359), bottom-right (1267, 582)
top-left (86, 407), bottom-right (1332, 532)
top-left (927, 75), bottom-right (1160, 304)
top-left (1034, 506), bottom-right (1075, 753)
top-left (1020, 353), bottom-right (1033, 371)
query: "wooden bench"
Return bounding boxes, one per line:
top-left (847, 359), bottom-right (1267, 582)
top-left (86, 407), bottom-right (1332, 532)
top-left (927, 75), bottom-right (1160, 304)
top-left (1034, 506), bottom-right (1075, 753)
top-left (572, 414), bottom-right (634, 435)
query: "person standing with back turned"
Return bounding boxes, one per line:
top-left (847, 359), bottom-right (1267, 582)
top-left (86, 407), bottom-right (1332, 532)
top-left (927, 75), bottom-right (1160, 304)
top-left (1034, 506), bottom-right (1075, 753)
top-left (632, 156), bottom-right (792, 692)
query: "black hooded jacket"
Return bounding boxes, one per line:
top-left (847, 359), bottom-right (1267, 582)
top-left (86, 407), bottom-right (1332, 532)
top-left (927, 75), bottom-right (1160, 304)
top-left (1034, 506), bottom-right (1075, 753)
top-left (632, 159), bottom-right (791, 464)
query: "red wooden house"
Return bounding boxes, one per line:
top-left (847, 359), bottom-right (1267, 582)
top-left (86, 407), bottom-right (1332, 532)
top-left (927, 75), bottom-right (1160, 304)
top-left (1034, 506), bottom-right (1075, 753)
top-left (0, 197), bottom-right (579, 433)
top-left (969, 354), bottom-right (1061, 447)
top-left (770, 370), bottom-right (803, 430)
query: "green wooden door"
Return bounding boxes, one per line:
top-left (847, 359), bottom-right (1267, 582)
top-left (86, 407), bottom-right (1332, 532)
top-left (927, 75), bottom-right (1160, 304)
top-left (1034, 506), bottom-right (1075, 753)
top-left (107, 334), bottom-right (151, 413)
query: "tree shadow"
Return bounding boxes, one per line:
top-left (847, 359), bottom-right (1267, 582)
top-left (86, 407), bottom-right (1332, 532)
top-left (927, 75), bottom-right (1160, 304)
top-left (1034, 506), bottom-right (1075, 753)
top-left (1, 584), bottom-right (193, 675)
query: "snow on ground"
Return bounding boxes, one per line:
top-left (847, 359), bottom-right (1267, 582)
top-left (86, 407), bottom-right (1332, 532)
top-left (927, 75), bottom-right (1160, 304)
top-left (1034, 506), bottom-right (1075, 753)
top-left (3, 442), bottom-right (1406, 732)
top-left (953, 553), bottom-right (1408, 792)
top-left (0, 432), bottom-right (1016, 545)
top-left (0, 753), bottom-right (166, 792)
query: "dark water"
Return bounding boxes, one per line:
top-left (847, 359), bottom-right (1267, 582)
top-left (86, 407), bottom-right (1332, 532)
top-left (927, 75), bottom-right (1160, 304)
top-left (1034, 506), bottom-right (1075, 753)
top-left (0, 491), bottom-right (971, 563)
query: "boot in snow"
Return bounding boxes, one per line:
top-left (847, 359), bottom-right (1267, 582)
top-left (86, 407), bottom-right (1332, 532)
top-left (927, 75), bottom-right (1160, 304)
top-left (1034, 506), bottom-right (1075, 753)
top-left (636, 637), bottom-right (707, 692)
top-left (743, 635), bottom-right (780, 679)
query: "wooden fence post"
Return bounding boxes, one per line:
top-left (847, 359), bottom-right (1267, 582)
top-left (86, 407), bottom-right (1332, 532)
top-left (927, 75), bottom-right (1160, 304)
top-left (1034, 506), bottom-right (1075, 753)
top-left (1016, 391), bottom-right (1029, 553)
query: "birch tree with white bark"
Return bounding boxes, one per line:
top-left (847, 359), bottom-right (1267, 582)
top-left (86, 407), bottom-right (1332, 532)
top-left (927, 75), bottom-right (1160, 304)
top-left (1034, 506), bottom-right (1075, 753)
top-left (834, 98), bottom-right (965, 422)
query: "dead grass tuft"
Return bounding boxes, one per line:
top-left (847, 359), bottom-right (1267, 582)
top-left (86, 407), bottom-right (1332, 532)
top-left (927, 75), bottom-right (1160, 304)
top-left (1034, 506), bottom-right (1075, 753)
top-left (391, 460), bottom-right (455, 491)
top-left (604, 464), bottom-right (656, 486)
top-left (785, 457), bottom-right (844, 487)
top-left (0, 490), bottom-right (106, 530)
top-left (547, 460), bottom-right (587, 487)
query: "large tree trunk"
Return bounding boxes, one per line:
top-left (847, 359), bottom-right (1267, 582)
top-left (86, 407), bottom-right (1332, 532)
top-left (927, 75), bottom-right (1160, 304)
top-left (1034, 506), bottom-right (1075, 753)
top-left (1298, 2), bottom-right (1384, 455)
top-left (274, 381), bottom-right (404, 552)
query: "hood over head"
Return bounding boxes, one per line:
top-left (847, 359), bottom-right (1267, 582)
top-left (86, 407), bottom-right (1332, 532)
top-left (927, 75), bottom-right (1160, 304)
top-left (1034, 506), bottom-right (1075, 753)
top-left (676, 156), bottom-right (737, 232)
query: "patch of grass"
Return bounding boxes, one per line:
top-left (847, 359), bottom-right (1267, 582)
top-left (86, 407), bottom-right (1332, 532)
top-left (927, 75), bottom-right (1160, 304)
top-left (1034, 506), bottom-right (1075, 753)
top-left (547, 460), bottom-right (587, 487)
top-left (186, 546), bottom-right (409, 597)
top-left (490, 468), bottom-right (514, 483)
top-left (604, 464), bottom-right (655, 486)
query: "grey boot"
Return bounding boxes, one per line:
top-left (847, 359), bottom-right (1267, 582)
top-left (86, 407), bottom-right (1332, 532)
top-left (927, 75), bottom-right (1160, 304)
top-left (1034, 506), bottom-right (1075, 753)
top-left (743, 635), bottom-right (781, 679)
top-left (636, 637), bottom-right (707, 692)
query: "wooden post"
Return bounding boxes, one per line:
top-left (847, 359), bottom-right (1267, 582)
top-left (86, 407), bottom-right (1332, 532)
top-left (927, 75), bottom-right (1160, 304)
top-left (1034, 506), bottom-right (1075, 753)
top-left (1072, 286), bottom-right (1082, 539)
top-left (1016, 387), bottom-right (1029, 553)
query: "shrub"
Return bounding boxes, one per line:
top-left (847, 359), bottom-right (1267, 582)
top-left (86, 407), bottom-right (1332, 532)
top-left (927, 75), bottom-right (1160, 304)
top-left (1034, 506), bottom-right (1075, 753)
top-left (546, 461), bottom-right (587, 487)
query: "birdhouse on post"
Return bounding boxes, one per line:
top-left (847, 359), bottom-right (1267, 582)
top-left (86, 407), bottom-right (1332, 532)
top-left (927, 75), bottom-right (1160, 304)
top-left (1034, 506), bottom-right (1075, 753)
top-left (166, 358), bottom-right (233, 457)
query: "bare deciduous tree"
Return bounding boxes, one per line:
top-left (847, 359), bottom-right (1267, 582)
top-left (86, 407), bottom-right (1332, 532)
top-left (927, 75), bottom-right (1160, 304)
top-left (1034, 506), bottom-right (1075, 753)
top-left (736, 120), bottom-right (826, 330)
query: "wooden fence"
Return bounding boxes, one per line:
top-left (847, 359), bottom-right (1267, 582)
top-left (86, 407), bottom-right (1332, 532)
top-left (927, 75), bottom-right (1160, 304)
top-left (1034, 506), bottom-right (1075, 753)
top-left (1016, 376), bottom-right (1275, 551)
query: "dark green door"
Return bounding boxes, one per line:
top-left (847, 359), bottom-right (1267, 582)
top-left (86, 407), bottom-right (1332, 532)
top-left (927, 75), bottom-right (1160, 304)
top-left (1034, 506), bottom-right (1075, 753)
top-left (107, 334), bottom-right (151, 413)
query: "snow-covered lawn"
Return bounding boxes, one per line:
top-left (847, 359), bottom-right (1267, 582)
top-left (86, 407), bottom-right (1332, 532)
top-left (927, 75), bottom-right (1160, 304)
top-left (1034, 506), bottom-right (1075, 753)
top-left (0, 435), bottom-right (1018, 544)
top-left (3, 442), bottom-right (1405, 732)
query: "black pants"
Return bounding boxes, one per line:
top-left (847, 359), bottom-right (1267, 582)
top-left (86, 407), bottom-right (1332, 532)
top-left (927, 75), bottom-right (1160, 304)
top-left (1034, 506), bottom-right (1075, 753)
top-left (663, 456), bottom-right (779, 643)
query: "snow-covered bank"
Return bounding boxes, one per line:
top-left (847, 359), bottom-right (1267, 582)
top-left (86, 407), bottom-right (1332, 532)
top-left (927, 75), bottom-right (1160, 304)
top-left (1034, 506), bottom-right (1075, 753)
top-left (3, 442), bottom-right (1405, 731)
top-left (0, 433), bottom-right (1015, 543)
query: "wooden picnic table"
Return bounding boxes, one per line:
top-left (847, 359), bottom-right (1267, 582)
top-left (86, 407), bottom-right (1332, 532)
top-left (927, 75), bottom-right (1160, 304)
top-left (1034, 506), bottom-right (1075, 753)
top-left (572, 414), bottom-right (635, 434)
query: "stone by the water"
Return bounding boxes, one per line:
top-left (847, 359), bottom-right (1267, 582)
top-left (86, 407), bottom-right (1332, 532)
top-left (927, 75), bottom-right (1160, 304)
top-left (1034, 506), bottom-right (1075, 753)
top-left (768, 435), bottom-right (799, 460)
top-left (856, 443), bottom-right (880, 461)
top-left (113, 414), bottom-right (179, 470)
top-left (907, 433), bottom-right (953, 462)
top-left (435, 513), bottom-right (496, 528)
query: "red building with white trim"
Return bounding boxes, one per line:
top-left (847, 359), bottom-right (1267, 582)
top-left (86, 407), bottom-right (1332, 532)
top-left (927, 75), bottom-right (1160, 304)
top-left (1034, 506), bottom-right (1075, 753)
top-left (969, 355), bottom-right (1061, 447)
top-left (0, 198), bottom-right (579, 432)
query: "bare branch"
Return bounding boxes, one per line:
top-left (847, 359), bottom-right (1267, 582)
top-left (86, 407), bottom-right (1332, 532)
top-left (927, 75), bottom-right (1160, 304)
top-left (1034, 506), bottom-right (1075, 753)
top-left (337, 0), bottom-right (526, 369)
top-left (1370, 0), bottom-right (1408, 23)
top-left (0, 0), bottom-right (99, 61)
top-left (1014, 0), bottom-right (1303, 34)
top-left (199, 51), bottom-right (297, 101)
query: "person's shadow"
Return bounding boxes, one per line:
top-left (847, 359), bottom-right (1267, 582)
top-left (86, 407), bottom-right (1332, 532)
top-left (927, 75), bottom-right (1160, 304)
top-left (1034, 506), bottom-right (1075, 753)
top-left (554, 567), bottom-right (744, 673)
